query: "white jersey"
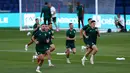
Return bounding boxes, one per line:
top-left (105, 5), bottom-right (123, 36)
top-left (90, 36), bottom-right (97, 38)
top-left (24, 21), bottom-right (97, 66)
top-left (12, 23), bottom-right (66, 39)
top-left (115, 16), bottom-right (124, 26)
top-left (51, 6), bottom-right (56, 18)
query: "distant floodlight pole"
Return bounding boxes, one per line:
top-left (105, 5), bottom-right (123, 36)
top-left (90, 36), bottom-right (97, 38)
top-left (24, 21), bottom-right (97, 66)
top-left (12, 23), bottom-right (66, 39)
top-left (95, 0), bottom-right (98, 24)
top-left (19, 0), bottom-right (22, 31)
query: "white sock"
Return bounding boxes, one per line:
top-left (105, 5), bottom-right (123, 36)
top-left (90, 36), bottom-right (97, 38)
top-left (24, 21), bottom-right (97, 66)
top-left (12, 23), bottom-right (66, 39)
top-left (35, 52), bottom-right (38, 55)
top-left (34, 55), bottom-right (38, 59)
top-left (91, 55), bottom-right (94, 59)
top-left (82, 56), bottom-right (86, 60)
top-left (84, 46), bottom-right (86, 49)
top-left (48, 60), bottom-right (52, 65)
top-left (36, 66), bottom-right (40, 70)
top-left (67, 58), bottom-right (70, 60)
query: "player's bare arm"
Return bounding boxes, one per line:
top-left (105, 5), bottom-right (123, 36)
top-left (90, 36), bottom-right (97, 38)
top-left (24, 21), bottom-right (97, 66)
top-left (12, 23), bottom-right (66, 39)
top-left (32, 36), bottom-right (39, 44)
top-left (83, 30), bottom-right (88, 38)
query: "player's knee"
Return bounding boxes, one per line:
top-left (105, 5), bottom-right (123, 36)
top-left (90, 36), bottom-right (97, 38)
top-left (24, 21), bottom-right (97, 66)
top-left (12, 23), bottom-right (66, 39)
top-left (73, 51), bottom-right (76, 54)
top-left (93, 45), bottom-right (98, 52)
top-left (46, 50), bottom-right (51, 55)
top-left (72, 48), bottom-right (76, 54)
top-left (95, 48), bottom-right (98, 52)
top-left (66, 49), bottom-right (70, 53)
top-left (51, 44), bottom-right (55, 49)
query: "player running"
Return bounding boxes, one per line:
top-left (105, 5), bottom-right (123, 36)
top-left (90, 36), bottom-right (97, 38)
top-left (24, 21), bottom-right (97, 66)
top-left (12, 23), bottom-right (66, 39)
top-left (65, 23), bottom-right (76, 64)
top-left (32, 24), bottom-right (53, 73)
top-left (25, 18), bottom-right (40, 51)
top-left (80, 18), bottom-right (92, 51)
top-left (76, 2), bottom-right (84, 30)
top-left (81, 20), bottom-right (100, 66)
top-left (48, 23), bottom-right (56, 52)
top-left (48, 3), bottom-right (59, 31)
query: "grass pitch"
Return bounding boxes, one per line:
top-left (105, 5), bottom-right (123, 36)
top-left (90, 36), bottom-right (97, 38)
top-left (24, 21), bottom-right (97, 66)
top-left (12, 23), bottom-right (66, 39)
top-left (0, 28), bottom-right (130, 73)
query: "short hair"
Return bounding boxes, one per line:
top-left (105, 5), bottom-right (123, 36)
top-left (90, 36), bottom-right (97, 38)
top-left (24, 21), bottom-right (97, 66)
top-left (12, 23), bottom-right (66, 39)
top-left (69, 23), bottom-right (73, 26)
top-left (42, 24), bottom-right (45, 25)
top-left (88, 18), bottom-right (92, 21)
top-left (45, 2), bottom-right (48, 5)
top-left (35, 18), bottom-right (38, 21)
top-left (48, 22), bottom-right (52, 25)
top-left (91, 20), bottom-right (96, 24)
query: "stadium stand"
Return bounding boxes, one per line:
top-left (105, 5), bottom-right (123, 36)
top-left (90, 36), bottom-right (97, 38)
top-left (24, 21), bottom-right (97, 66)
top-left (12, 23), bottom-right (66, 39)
top-left (0, 0), bottom-right (130, 14)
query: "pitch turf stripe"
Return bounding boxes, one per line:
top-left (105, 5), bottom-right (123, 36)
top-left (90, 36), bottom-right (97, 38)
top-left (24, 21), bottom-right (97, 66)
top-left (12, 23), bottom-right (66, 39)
top-left (52, 58), bottom-right (130, 65)
top-left (0, 58), bottom-right (129, 65)
top-left (0, 50), bottom-right (130, 58)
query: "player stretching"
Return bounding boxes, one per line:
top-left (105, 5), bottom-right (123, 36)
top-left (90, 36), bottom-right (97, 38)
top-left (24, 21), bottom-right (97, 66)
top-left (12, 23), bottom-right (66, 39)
top-left (80, 18), bottom-right (92, 51)
top-left (32, 24), bottom-right (53, 73)
top-left (81, 20), bottom-right (100, 66)
top-left (48, 3), bottom-right (59, 31)
top-left (65, 23), bottom-right (76, 63)
top-left (76, 2), bottom-right (84, 30)
top-left (25, 18), bottom-right (40, 51)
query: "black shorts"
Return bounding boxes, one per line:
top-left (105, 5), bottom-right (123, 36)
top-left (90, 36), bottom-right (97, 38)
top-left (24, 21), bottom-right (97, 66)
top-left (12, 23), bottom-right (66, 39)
top-left (49, 40), bottom-right (53, 45)
top-left (78, 16), bottom-right (83, 21)
top-left (36, 45), bottom-right (49, 55)
top-left (32, 31), bottom-right (37, 36)
top-left (52, 17), bottom-right (56, 23)
top-left (83, 39), bottom-right (96, 48)
top-left (66, 42), bottom-right (75, 49)
top-left (44, 18), bottom-right (51, 25)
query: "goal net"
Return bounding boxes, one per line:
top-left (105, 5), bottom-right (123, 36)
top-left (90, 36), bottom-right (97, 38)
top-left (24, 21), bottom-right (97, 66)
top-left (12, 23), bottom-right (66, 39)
top-left (19, 0), bottom-right (115, 32)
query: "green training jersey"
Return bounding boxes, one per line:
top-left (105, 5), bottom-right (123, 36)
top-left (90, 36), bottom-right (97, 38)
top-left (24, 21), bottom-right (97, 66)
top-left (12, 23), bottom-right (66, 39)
top-left (66, 29), bottom-right (76, 43)
top-left (85, 27), bottom-right (98, 43)
top-left (47, 29), bottom-right (54, 40)
top-left (34, 30), bottom-right (49, 44)
top-left (34, 30), bottom-right (49, 52)
top-left (33, 23), bottom-right (40, 31)
top-left (76, 5), bottom-right (83, 17)
top-left (82, 24), bottom-right (90, 39)
top-left (40, 5), bottom-right (51, 19)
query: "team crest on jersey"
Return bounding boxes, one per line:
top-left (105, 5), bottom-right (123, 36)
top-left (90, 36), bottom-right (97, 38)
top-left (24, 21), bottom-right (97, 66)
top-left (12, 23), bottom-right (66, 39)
top-left (74, 31), bottom-right (75, 33)
top-left (49, 32), bottom-right (51, 34)
top-left (95, 29), bottom-right (98, 31)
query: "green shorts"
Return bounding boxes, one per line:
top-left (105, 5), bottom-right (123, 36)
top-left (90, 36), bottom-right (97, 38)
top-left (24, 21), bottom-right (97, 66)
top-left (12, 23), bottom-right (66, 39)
top-left (36, 44), bottom-right (49, 55)
top-left (66, 42), bottom-right (75, 49)
top-left (83, 39), bottom-right (96, 48)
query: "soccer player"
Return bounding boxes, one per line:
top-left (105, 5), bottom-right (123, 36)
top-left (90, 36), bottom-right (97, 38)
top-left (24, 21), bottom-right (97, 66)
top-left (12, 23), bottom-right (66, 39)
top-left (48, 23), bottom-right (55, 52)
top-left (81, 20), bottom-right (100, 66)
top-left (65, 23), bottom-right (76, 63)
top-left (32, 24), bottom-right (53, 73)
top-left (80, 18), bottom-right (92, 56)
top-left (44, 24), bottom-right (55, 53)
top-left (25, 18), bottom-right (40, 51)
top-left (40, 2), bottom-right (52, 25)
top-left (48, 3), bottom-right (59, 31)
top-left (80, 18), bottom-right (92, 39)
top-left (76, 2), bottom-right (84, 30)
top-left (114, 14), bottom-right (124, 32)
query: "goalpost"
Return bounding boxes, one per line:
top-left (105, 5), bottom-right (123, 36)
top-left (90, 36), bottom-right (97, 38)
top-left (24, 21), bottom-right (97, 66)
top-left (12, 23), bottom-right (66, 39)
top-left (19, 0), bottom-right (115, 32)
